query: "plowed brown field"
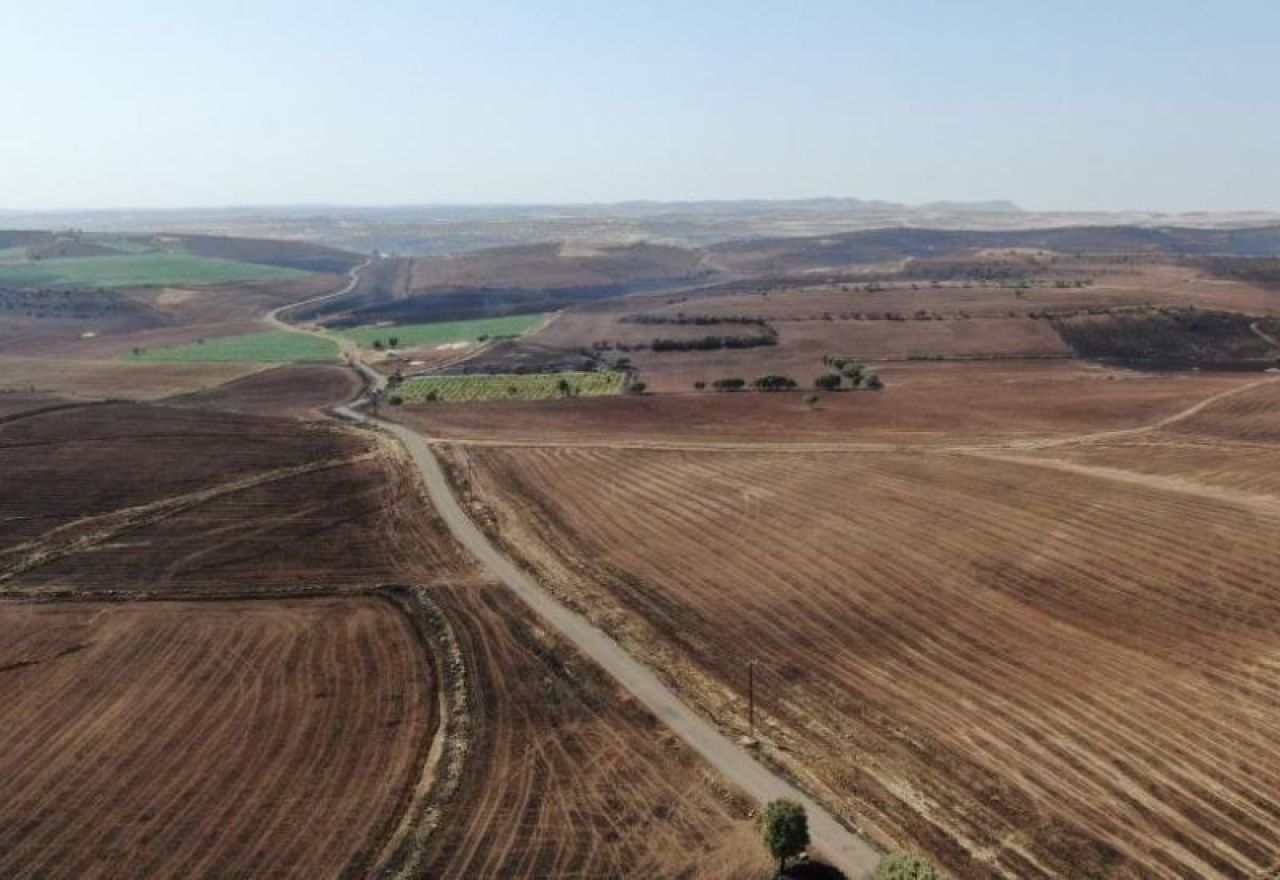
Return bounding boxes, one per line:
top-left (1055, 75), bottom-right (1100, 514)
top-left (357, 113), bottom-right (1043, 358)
top-left (451, 419), bottom-right (1280, 877)
top-left (0, 402), bottom-right (465, 591)
top-left (1012, 378), bottom-right (1280, 500)
top-left (0, 596), bottom-right (436, 879)
top-left (168, 363), bottom-right (362, 418)
top-left (395, 363), bottom-right (1248, 446)
top-left (417, 583), bottom-right (769, 878)
top-left (2, 394), bottom-right (773, 878)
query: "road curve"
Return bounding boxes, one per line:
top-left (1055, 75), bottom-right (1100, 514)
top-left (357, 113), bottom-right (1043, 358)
top-left (336, 403), bottom-right (882, 878)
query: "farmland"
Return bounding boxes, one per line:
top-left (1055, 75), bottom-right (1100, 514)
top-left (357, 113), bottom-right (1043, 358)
top-left (0, 395), bottom-right (768, 878)
top-left (169, 364), bottom-right (362, 418)
top-left (0, 403), bottom-right (466, 591)
top-left (0, 252), bottom-right (311, 289)
top-left (13, 222), bottom-right (1280, 877)
top-left (392, 361), bottom-right (1248, 445)
top-left (340, 312), bottom-right (547, 349)
top-left (397, 370), bottom-right (626, 403)
top-left (126, 331), bottom-right (340, 364)
top-left (0, 597), bottom-right (436, 879)
top-left (441, 372), bottom-right (1280, 878)
top-left (417, 582), bottom-right (768, 878)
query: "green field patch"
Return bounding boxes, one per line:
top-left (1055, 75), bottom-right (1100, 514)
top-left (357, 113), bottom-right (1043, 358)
top-left (127, 331), bottom-right (340, 364)
top-left (397, 371), bottom-right (626, 403)
top-left (341, 313), bottom-right (547, 350)
top-left (0, 252), bottom-right (311, 290)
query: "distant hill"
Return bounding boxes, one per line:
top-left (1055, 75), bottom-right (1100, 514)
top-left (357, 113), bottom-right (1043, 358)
top-left (710, 224), bottom-right (1280, 273)
top-left (310, 242), bottom-right (714, 326)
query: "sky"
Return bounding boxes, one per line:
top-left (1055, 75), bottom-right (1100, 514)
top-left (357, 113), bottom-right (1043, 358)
top-left (2, 0), bottom-right (1278, 212)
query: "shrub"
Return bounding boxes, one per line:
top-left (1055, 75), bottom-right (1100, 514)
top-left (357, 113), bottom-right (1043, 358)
top-left (388, 394), bottom-right (403, 406)
top-left (693, 381), bottom-right (706, 390)
top-left (864, 372), bottom-right (884, 390)
top-left (876, 852), bottom-right (940, 880)
top-left (628, 382), bottom-right (647, 394)
top-left (712, 377), bottom-right (746, 391)
top-left (753, 374), bottom-right (797, 391)
top-left (425, 390), bottom-right (439, 402)
top-left (815, 373), bottom-right (842, 391)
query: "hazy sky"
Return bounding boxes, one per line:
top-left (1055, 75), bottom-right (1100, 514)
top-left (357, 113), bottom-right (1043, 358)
top-left (4, 0), bottom-right (1277, 212)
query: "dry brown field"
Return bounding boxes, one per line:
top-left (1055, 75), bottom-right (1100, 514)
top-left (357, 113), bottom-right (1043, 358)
top-left (439, 370), bottom-right (1280, 878)
top-left (0, 596), bottom-right (436, 879)
top-left (394, 361), bottom-right (1249, 446)
top-left (418, 582), bottom-right (769, 878)
top-left (1, 395), bottom-right (773, 878)
top-left (0, 355), bottom-right (266, 400)
top-left (1010, 377), bottom-right (1280, 498)
top-left (623, 318), bottom-right (1069, 391)
top-left (515, 258), bottom-right (1280, 392)
top-left (0, 402), bottom-right (465, 592)
top-left (167, 363), bottom-right (362, 418)
top-left (644, 264), bottom-right (1280, 320)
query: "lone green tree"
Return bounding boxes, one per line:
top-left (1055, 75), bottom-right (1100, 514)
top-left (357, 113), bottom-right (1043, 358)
top-left (762, 799), bottom-right (809, 873)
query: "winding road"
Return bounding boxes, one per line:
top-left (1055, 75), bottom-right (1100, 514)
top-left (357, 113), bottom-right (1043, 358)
top-left (291, 263), bottom-right (882, 877)
top-left (338, 405), bottom-right (882, 877)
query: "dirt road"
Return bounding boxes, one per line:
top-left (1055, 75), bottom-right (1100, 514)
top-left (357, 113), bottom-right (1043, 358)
top-left (334, 404), bottom-right (881, 877)
top-left (264, 257), bottom-right (374, 373)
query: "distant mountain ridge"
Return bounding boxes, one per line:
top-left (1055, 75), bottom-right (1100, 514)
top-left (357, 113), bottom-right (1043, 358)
top-left (4, 200), bottom-right (1278, 258)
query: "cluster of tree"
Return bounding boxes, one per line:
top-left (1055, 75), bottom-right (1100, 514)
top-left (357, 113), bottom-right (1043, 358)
top-left (620, 313), bottom-right (767, 327)
top-left (819, 356), bottom-right (884, 390)
top-left (593, 334), bottom-right (777, 352)
top-left (650, 334), bottom-right (778, 352)
top-left (370, 336), bottom-right (401, 350)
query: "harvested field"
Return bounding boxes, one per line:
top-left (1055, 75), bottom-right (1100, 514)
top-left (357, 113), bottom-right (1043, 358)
top-left (647, 265), bottom-right (1280, 320)
top-left (451, 433), bottom-right (1280, 878)
top-left (0, 356), bottom-right (264, 400)
top-left (0, 389), bottom-right (768, 878)
top-left (0, 402), bottom-right (465, 591)
top-left (1013, 378), bottom-right (1280, 497)
top-left (168, 364), bottom-right (363, 417)
top-left (0, 391), bottom-right (74, 419)
top-left (618, 318), bottom-right (1068, 391)
top-left (127, 330), bottom-right (340, 364)
top-left (0, 596), bottom-right (437, 879)
top-left (394, 362), bottom-right (1250, 446)
top-left (417, 582), bottom-right (769, 879)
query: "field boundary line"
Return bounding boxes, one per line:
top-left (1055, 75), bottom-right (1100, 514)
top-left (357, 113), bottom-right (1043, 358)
top-left (373, 585), bottom-right (472, 879)
top-left (958, 448), bottom-right (1280, 516)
